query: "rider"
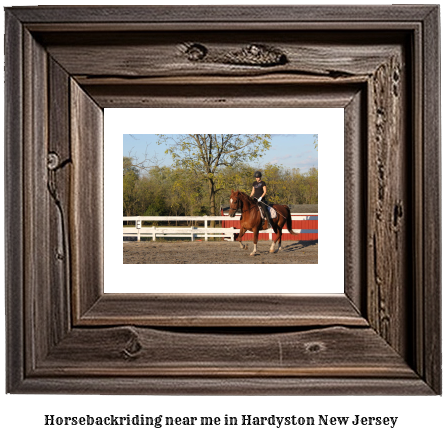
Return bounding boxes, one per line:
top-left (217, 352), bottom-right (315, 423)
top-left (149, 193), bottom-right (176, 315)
top-left (250, 171), bottom-right (278, 233)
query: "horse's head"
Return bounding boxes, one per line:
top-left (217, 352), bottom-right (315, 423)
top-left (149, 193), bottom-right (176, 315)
top-left (228, 190), bottom-right (242, 217)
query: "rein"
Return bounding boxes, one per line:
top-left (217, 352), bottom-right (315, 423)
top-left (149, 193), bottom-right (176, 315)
top-left (258, 198), bottom-right (288, 220)
top-left (240, 203), bottom-right (259, 213)
top-left (230, 193), bottom-right (288, 220)
top-left (230, 194), bottom-right (259, 214)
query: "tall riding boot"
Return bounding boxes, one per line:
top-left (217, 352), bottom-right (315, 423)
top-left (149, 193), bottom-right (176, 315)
top-left (260, 202), bottom-right (278, 233)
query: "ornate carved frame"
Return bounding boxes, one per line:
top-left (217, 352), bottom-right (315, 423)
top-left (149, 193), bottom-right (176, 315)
top-left (5, 6), bottom-right (441, 394)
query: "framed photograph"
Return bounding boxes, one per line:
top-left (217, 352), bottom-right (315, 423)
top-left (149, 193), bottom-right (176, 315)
top-left (119, 121), bottom-right (320, 265)
top-left (5, 5), bottom-right (441, 394)
top-left (108, 108), bottom-right (338, 295)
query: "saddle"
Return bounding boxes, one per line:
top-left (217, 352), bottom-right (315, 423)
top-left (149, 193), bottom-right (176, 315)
top-left (258, 204), bottom-right (277, 219)
top-left (258, 204), bottom-right (277, 230)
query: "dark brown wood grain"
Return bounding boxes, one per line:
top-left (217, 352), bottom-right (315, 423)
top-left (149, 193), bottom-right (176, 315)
top-left (70, 80), bottom-right (104, 320)
top-left (40, 31), bottom-right (401, 79)
top-left (82, 82), bottom-right (362, 109)
top-left (79, 294), bottom-right (366, 327)
top-left (48, 57), bottom-right (72, 346)
top-left (37, 326), bottom-right (416, 378)
top-left (8, 5), bottom-right (437, 24)
top-left (12, 376), bottom-right (434, 396)
top-left (5, 10), bottom-right (24, 393)
top-left (23, 29), bottom-right (50, 371)
top-left (4, 5), bottom-right (441, 395)
top-left (367, 52), bottom-right (409, 356)
top-left (422, 6), bottom-right (441, 393)
top-left (344, 89), bottom-right (366, 313)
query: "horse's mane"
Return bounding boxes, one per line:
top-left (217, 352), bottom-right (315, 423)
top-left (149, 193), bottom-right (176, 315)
top-left (236, 191), bottom-right (257, 204)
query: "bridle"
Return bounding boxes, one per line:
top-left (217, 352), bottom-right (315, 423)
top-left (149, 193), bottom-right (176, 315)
top-left (229, 194), bottom-right (259, 215)
top-left (228, 196), bottom-right (241, 215)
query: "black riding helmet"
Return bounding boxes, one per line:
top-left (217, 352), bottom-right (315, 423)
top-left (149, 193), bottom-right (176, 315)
top-left (254, 171), bottom-right (262, 178)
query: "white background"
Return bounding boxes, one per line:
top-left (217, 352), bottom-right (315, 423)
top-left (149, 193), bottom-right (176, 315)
top-left (106, 108), bottom-right (343, 294)
top-left (1, 1), bottom-right (442, 438)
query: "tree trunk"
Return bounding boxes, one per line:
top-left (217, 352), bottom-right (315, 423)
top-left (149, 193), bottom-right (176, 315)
top-left (208, 179), bottom-right (216, 227)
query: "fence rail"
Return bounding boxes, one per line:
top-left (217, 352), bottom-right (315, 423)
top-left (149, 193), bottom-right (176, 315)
top-left (123, 214), bottom-right (318, 242)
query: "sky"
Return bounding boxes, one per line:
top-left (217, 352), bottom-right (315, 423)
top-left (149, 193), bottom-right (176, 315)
top-left (123, 134), bottom-right (318, 174)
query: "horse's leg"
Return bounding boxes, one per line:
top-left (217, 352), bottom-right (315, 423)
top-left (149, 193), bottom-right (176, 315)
top-left (270, 229), bottom-right (281, 253)
top-left (276, 227), bottom-right (282, 252)
top-left (270, 216), bottom-right (285, 253)
top-left (270, 240), bottom-right (276, 253)
top-left (277, 217), bottom-right (284, 251)
top-left (250, 227), bottom-right (259, 256)
top-left (237, 227), bottom-right (248, 250)
top-left (269, 226), bottom-right (277, 253)
top-left (269, 218), bottom-right (279, 253)
top-left (278, 215), bottom-right (287, 251)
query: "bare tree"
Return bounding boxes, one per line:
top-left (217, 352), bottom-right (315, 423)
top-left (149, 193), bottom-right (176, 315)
top-left (157, 134), bottom-right (272, 221)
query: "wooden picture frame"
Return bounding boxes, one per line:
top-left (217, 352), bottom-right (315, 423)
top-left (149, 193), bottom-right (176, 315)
top-left (5, 5), bottom-right (441, 394)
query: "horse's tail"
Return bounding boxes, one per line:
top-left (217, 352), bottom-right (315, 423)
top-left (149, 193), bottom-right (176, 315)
top-left (284, 205), bottom-right (298, 235)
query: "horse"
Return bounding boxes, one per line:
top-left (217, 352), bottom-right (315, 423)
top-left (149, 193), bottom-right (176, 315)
top-left (228, 189), bottom-right (298, 256)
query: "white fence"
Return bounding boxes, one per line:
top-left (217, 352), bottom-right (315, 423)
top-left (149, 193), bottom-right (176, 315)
top-left (123, 214), bottom-right (317, 242)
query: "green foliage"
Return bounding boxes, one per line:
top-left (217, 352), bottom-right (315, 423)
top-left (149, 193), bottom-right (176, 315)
top-left (123, 157), bottom-right (140, 216)
top-left (123, 156), bottom-right (140, 178)
top-left (144, 194), bottom-right (167, 216)
top-left (123, 156), bottom-right (318, 218)
top-left (158, 134), bottom-right (272, 216)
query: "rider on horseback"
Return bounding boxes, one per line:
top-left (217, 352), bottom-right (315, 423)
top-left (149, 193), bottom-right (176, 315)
top-left (250, 171), bottom-right (278, 233)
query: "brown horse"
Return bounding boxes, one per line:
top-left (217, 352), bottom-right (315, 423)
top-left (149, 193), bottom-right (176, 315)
top-left (228, 190), bottom-right (298, 256)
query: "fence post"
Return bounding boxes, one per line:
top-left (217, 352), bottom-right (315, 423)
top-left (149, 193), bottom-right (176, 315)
top-left (191, 226), bottom-right (195, 242)
top-left (152, 226), bottom-right (156, 242)
top-left (204, 216), bottom-right (208, 241)
top-left (136, 216), bottom-right (141, 242)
